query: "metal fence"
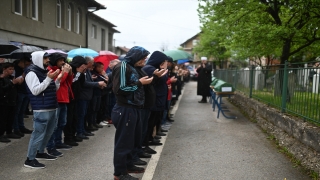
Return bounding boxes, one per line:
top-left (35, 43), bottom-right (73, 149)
top-left (214, 61), bottom-right (320, 124)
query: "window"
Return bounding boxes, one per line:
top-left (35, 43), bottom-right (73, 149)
top-left (56, 0), bottom-right (61, 27)
top-left (32, 0), bottom-right (38, 20)
top-left (91, 25), bottom-right (96, 38)
top-left (15, 0), bottom-right (22, 15)
top-left (76, 8), bottom-right (80, 34)
top-left (101, 29), bottom-right (106, 50)
top-left (67, 4), bottom-right (72, 31)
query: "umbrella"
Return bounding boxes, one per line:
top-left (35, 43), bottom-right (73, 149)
top-left (0, 41), bottom-right (20, 55)
top-left (67, 48), bottom-right (98, 58)
top-left (94, 54), bottom-right (119, 71)
top-left (177, 59), bottom-right (191, 65)
top-left (45, 49), bottom-right (68, 58)
top-left (163, 50), bottom-right (192, 61)
top-left (3, 45), bottom-right (43, 59)
top-left (99, 50), bottom-right (117, 56)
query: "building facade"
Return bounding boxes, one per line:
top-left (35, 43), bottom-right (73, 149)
top-left (0, 0), bottom-right (107, 51)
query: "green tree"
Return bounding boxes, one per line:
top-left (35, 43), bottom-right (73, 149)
top-left (196, 0), bottom-right (320, 64)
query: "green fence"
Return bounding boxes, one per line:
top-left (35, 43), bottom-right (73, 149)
top-left (214, 62), bottom-right (320, 124)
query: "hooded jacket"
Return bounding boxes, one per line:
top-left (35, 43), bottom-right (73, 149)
top-left (142, 51), bottom-right (168, 111)
top-left (112, 46), bottom-right (149, 107)
top-left (25, 51), bottom-right (59, 111)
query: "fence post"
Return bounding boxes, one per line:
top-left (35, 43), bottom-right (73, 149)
top-left (249, 65), bottom-right (254, 98)
top-left (281, 61), bottom-right (288, 113)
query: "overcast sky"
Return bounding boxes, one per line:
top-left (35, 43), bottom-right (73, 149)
top-left (94, 0), bottom-right (201, 54)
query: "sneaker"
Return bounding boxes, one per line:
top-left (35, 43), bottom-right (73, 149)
top-left (114, 173), bottom-right (138, 180)
top-left (64, 140), bottom-right (79, 146)
top-left (93, 123), bottom-right (103, 128)
top-left (6, 133), bottom-right (21, 139)
top-left (36, 152), bottom-right (57, 161)
top-left (133, 159), bottom-right (147, 166)
top-left (14, 131), bottom-right (25, 137)
top-left (55, 143), bottom-right (72, 150)
top-left (99, 121), bottom-right (108, 126)
top-left (24, 158), bottom-right (45, 169)
top-left (47, 148), bottom-right (63, 157)
top-left (20, 128), bottom-right (33, 134)
top-left (127, 165), bottom-right (145, 173)
top-left (143, 146), bottom-right (157, 154)
top-left (0, 135), bottom-right (11, 143)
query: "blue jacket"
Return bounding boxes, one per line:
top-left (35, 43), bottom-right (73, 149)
top-left (142, 51), bottom-right (168, 111)
top-left (25, 64), bottom-right (58, 110)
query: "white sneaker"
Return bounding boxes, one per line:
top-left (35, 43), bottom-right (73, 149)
top-left (99, 122), bottom-right (108, 126)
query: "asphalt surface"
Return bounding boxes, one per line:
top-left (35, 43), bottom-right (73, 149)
top-left (0, 81), bottom-right (310, 180)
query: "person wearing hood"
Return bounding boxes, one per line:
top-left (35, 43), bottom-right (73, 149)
top-left (111, 46), bottom-right (153, 180)
top-left (63, 56), bottom-right (87, 147)
top-left (46, 53), bottom-right (73, 157)
top-left (142, 51), bottom-right (169, 146)
top-left (24, 51), bottom-right (63, 169)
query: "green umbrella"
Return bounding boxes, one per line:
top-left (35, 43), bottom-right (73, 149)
top-left (163, 50), bottom-right (193, 61)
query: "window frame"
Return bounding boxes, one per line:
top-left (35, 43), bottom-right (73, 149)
top-left (76, 8), bottom-right (80, 34)
top-left (32, 0), bottom-right (38, 20)
top-left (67, 4), bottom-right (72, 31)
top-left (56, 0), bottom-right (61, 28)
top-left (14, 0), bottom-right (22, 15)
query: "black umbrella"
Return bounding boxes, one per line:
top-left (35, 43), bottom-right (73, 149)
top-left (5, 45), bottom-right (43, 59)
top-left (0, 41), bottom-right (20, 55)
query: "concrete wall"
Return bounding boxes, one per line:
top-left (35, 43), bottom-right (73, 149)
top-left (0, 0), bottom-right (87, 49)
top-left (87, 16), bottom-right (110, 52)
top-left (229, 92), bottom-right (320, 174)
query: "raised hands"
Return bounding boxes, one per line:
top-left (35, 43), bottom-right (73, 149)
top-left (139, 76), bottom-right (153, 85)
top-left (153, 69), bottom-right (168, 77)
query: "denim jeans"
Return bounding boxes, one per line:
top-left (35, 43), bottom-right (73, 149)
top-left (13, 93), bottom-right (29, 131)
top-left (161, 100), bottom-right (171, 125)
top-left (47, 104), bottom-right (67, 150)
top-left (27, 110), bottom-right (57, 160)
top-left (76, 99), bottom-right (89, 135)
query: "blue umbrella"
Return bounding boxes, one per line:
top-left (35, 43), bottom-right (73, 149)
top-left (67, 48), bottom-right (98, 58)
top-left (177, 59), bottom-right (190, 64)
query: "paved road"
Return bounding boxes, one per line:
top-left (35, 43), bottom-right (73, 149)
top-left (0, 81), bottom-right (310, 180)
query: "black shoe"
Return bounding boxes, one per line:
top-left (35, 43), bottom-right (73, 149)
top-left (20, 128), bottom-right (33, 134)
top-left (156, 132), bottom-right (166, 136)
top-left (127, 165), bottom-right (145, 173)
top-left (14, 131), bottom-right (24, 137)
top-left (114, 173), bottom-right (138, 180)
top-left (154, 135), bottom-right (161, 140)
top-left (138, 152), bottom-right (151, 158)
top-left (143, 146), bottom-right (157, 154)
top-left (149, 141), bottom-right (163, 146)
top-left (77, 134), bottom-right (89, 140)
top-left (160, 128), bottom-right (168, 132)
top-left (24, 158), bottom-right (45, 169)
top-left (36, 152), bottom-right (57, 161)
top-left (84, 132), bottom-right (94, 136)
top-left (6, 133), bottom-right (21, 139)
top-left (47, 148), bottom-right (63, 157)
top-left (73, 136), bottom-right (83, 142)
top-left (55, 143), bottom-right (72, 150)
top-left (0, 135), bottom-right (11, 143)
top-left (150, 139), bottom-right (160, 143)
top-left (86, 124), bottom-right (98, 131)
top-left (133, 159), bottom-right (147, 166)
top-left (167, 118), bottom-right (174, 122)
top-left (64, 140), bottom-right (79, 146)
top-left (93, 123), bottom-right (103, 128)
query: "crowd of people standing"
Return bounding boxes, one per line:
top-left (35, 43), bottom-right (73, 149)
top-left (0, 46), bottom-right (191, 180)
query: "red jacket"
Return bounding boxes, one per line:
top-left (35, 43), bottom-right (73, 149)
top-left (48, 66), bottom-right (74, 103)
top-left (166, 77), bottom-right (172, 100)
